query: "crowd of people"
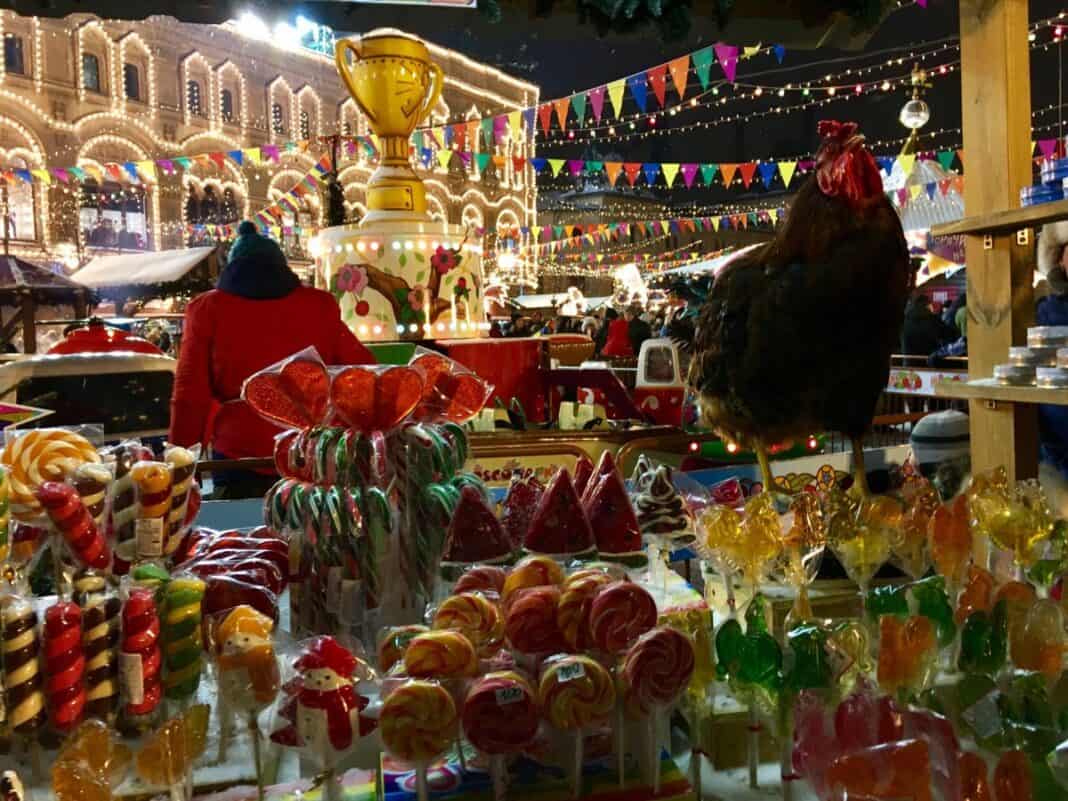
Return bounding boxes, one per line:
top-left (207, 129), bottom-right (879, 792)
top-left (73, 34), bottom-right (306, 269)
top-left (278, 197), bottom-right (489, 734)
top-left (490, 303), bottom-right (673, 359)
top-left (900, 291), bottom-right (968, 364)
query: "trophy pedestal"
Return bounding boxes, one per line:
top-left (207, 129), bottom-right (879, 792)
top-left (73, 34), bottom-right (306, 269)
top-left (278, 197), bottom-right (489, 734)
top-left (321, 221), bottom-right (487, 342)
top-left (362, 164), bottom-right (429, 225)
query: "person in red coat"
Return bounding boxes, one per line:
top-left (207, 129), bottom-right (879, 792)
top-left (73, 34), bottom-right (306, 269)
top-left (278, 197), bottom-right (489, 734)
top-left (170, 221), bottom-right (373, 496)
top-left (600, 308), bottom-right (634, 358)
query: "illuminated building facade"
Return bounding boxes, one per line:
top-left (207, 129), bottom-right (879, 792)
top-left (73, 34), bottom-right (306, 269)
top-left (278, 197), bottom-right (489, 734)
top-left (0, 12), bottom-right (538, 275)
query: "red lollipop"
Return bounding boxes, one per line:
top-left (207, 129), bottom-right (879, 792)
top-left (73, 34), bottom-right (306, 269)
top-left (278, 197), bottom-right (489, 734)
top-left (243, 357), bottom-right (330, 429)
top-left (411, 353), bottom-right (491, 423)
top-left (588, 581), bottom-right (657, 653)
top-left (331, 365), bottom-right (423, 432)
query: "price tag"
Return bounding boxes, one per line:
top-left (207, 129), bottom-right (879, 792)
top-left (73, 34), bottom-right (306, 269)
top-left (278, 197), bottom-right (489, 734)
top-left (495, 686), bottom-right (525, 706)
top-left (135, 518), bottom-right (164, 558)
top-left (557, 661), bottom-right (586, 683)
top-left (119, 651), bottom-right (144, 705)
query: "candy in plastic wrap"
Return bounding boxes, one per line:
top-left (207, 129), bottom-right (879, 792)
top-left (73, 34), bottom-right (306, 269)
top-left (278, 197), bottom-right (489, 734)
top-left (403, 630), bottom-right (478, 678)
top-left (440, 486), bottom-right (512, 567)
top-left (959, 601), bottom-right (1009, 676)
top-left (331, 365), bottom-right (424, 432)
top-left (894, 478), bottom-right (939, 578)
top-left (699, 493), bottom-right (780, 587)
top-left (930, 495), bottom-right (973, 588)
top-left (501, 555), bottom-right (564, 606)
top-left (824, 487), bottom-right (894, 590)
top-left (380, 678), bottom-right (457, 762)
top-left (961, 751), bottom-right (993, 801)
top-left (824, 738), bottom-right (932, 801)
top-left (1, 428), bottom-right (100, 521)
top-left (134, 704), bottom-right (209, 786)
top-left (242, 349), bottom-right (330, 429)
top-left (618, 626), bottom-right (695, 718)
top-left (522, 469), bottom-right (595, 558)
top-left (1010, 599), bottom-right (1066, 682)
top-left (588, 580), bottom-right (657, 653)
top-left (500, 473), bottom-right (543, 551)
top-left (957, 565), bottom-right (996, 625)
top-left (538, 654), bottom-right (615, 730)
top-left (877, 615), bottom-right (937, 700)
top-left (558, 570), bottom-right (612, 652)
top-left (119, 588), bottom-right (162, 723)
top-left (51, 719), bottom-right (131, 801)
top-left (970, 468), bottom-right (1053, 566)
top-left (3, 598), bottom-right (45, 734)
top-left (432, 592), bottom-right (503, 654)
top-left (993, 750), bottom-right (1033, 801)
top-left (504, 586), bottom-right (566, 655)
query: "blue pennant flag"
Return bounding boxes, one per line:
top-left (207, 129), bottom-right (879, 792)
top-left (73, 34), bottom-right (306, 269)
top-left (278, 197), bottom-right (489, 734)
top-left (757, 162), bottom-right (777, 186)
top-left (773, 45), bottom-right (786, 64)
top-left (642, 162), bottom-right (660, 185)
top-left (530, 157), bottom-right (547, 173)
top-left (627, 74), bottom-right (648, 113)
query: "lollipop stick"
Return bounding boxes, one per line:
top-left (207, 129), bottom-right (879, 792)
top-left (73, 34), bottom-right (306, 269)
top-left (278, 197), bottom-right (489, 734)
top-left (572, 731), bottom-right (583, 800)
top-left (615, 703), bottom-right (625, 787)
top-left (490, 755), bottom-right (506, 801)
top-left (416, 765), bottom-right (430, 801)
top-left (249, 713), bottom-right (265, 801)
top-left (323, 766), bottom-right (343, 801)
top-left (747, 705), bottom-right (759, 789)
top-left (29, 740), bottom-right (43, 784)
top-left (649, 711), bottom-right (661, 795)
top-left (780, 719), bottom-right (794, 801)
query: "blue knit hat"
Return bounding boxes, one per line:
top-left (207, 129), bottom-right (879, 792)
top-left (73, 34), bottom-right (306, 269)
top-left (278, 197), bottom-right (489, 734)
top-left (218, 220), bottom-right (299, 299)
top-left (228, 220), bottom-right (286, 270)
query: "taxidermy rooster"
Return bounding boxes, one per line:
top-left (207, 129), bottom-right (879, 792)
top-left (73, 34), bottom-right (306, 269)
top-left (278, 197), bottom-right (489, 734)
top-left (687, 120), bottom-right (913, 494)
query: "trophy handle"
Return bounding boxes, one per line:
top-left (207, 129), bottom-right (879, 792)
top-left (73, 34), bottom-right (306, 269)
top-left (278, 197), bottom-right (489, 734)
top-left (335, 39), bottom-right (376, 125)
top-left (417, 62), bottom-right (445, 126)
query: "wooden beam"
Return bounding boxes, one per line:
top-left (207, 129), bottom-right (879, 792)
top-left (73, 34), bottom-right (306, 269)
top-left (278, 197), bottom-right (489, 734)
top-left (958, 0), bottom-right (1036, 565)
top-left (20, 297), bottom-right (35, 354)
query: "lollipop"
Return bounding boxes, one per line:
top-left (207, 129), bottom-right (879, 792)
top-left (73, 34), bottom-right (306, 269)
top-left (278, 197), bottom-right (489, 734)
top-left (161, 577), bottom-right (205, 700)
top-left (501, 555), bottom-right (564, 607)
top-left (700, 493), bottom-right (781, 588)
top-left (432, 592), bottom-right (503, 654)
top-left (538, 654), bottom-right (615, 799)
top-left (43, 601), bottom-right (87, 732)
top-left (129, 462), bottom-right (173, 561)
top-left (454, 565), bottom-right (507, 596)
top-left (780, 491), bottom-right (826, 624)
top-left (462, 672), bottom-right (539, 800)
top-left (1, 429), bottom-right (100, 520)
top-left (72, 463), bottom-right (110, 531)
top-left (894, 478), bottom-right (938, 578)
top-left (37, 482), bottom-right (111, 570)
top-left (381, 680), bottom-right (458, 801)
top-left (589, 581), bottom-right (657, 653)
top-left (403, 630), bottom-right (478, 678)
top-left (135, 704), bottom-right (209, 787)
top-left (51, 719), bottom-right (132, 801)
top-left (523, 469), bottom-right (595, 558)
top-left (3, 598), bottom-right (46, 735)
top-left (877, 615), bottom-right (937, 701)
top-left (501, 474), bottom-right (544, 550)
top-left (377, 625), bottom-right (428, 673)
top-left (119, 588), bottom-right (162, 725)
top-left (504, 585), bottom-right (566, 655)
top-left (1009, 599), bottom-right (1066, 682)
top-left (633, 463), bottom-right (693, 544)
top-left (824, 488), bottom-right (895, 598)
top-left (557, 570), bottom-right (612, 651)
top-left (929, 495), bottom-right (972, 591)
top-left (75, 576), bottom-right (120, 722)
top-left (163, 447), bottom-right (196, 555)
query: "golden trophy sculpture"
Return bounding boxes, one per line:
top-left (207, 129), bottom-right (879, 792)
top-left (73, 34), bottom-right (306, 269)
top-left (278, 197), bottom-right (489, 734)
top-left (335, 33), bottom-right (444, 224)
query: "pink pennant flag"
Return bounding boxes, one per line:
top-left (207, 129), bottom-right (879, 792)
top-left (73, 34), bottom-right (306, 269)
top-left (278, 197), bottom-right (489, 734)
top-left (681, 163), bottom-right (699, 188)
top-left (714, 43), bottom-right (739, 83)
top-left (916, 0), bottom-right (926, 6)
top-left (1038, 139), bottom-right (1058, 160)
top-left (589, 86), bottom-right (606, 123)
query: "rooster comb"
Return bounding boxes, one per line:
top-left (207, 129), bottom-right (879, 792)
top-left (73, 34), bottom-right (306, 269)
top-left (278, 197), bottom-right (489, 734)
top-left (815, 120), bottom-right (881, 206)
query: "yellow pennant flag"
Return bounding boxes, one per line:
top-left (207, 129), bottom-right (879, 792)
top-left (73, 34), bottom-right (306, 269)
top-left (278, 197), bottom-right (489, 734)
top-left (30, 169), bottom-right (50, 185)
top-left (909, 183), bottom-right (923, 200)
top-left (897, 154), bottom-right (916, 178)
top-left (768, 209), bottom-right (778, 224)
top-left (437, 150), bottom-right (452, 169)
top-left (711, 217), bottom-right (720, 232)
top-left (509, 111), bottom-right (522, 140)
top-left (661, 163), bottom-right (680, 187)
top-left (246, 148), bottom-right (262, 165)
top-left (548, 159), bottom-right (565, 177)
top-left (83, 164), bottom-right (104, 182)
top-left (778, 161), bottom-right (797, 187)
top-left (607, 80), bottom-right (625, 119)
top-left (743, 43), bottom-right (762, 59)
top-left (137, 160), bottom-right (157, 182)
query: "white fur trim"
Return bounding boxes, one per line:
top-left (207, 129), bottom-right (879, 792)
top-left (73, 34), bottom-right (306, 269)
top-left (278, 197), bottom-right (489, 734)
top-left (1038, 221), bottom-right (1068, 274)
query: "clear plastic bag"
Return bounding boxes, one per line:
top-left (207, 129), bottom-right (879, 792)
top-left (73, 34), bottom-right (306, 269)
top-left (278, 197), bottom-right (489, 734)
top-left (241, 346), bottom-right (331, 429)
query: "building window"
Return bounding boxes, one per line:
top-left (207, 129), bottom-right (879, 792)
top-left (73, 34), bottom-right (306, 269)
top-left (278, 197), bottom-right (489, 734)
top-left (0, 157), bottom-right (37, 242)
top-left (82, 53), bottom-right (102, 93)
top-left (342, 120), bottom-right (352, 136)
top-left (187, 79), bottom-right (203, 117)
top-left (272, 102), bottom-right (284, 134)
top-left (4, 35), bottom-right (25, 76)
top-left (221, 88), bottom-right (234, 122)
top-left (123, 63), bottom-right (140, 101)
top-left (300, 109), bottom-right (310, 140)
top-left (80, 180), bottom-right (148, 250)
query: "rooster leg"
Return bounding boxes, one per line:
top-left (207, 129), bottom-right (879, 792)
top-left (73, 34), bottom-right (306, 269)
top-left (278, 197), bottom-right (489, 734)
top-left (850, 436), bottom-right (869, 496)
top-left (755, 444), bottom-right (775, 493)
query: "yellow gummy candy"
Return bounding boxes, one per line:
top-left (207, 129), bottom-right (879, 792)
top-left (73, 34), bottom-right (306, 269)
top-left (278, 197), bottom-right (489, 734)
top-left (135, 704), bottom-right (209, 786)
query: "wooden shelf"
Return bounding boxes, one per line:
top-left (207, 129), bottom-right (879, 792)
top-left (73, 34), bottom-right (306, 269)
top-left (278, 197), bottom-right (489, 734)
top-left (930, 198), bottom-right (1068, 237)
top-left (934, 378), bottom-right (1068, 405)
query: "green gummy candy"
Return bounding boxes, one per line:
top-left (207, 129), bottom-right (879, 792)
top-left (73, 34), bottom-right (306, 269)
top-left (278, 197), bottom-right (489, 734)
top-left (133, 564), bottom-right (170, 584)
top-left (958, 600), bottom-right (1007, 676)
top-left (866, 583), bottom-right (908, 621)
top-left (785, 622), bottom-right (831, 693)
top-left (909, 576), bottom-right (957, 648)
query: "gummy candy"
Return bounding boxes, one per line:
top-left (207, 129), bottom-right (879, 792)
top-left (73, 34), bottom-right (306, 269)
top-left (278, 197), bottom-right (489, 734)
top-left (877, 615), bottom-right (937, 700)
top-left (825, 620), bottom-right (873, 688)
top-left (993, 750), bottom-right (1033, 801)
top-left (52, 719), bottom-right (131, 801)
top-left (781, 491), bottom-right (826, 587)
top-left (134, 704), bottom-right (210, 786)
top-left (894, 478), bottom-right (939, 577)
top-left (700, 493), bottom-right (781, 587)
top-left (958, 601), bottom-right (1008, 676)
top-left (930, 495), bottom-right (973, 588)
top-left (1010, 599), bottom-right (1066, 682)
top-left (957, 566), bottom-right (996, 625)
top-left (824, 738), bottom-right (933, 801)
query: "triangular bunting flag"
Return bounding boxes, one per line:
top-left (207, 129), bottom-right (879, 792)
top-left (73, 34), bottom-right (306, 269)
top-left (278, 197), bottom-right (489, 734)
top-left (681, 163), bottom-right (699, 188)
top-left (642, 162), bottom-right (661, 185)
top-left (773, 44), bottom-right (786, 63)
top-left (475, 152), bottom-right (491, 172)
top-left (909, 184), bottom-right (923, 200)
top-left (661, 163), bottom-right (680, 187)
top-left (623, 163), bottom-right (642, 186)
top-left (719, 163), bottom-right (739, 186)
top-left (571, 93), bottom-right (587, 124)
top-left (548, 158), bottom-right (565, 177)
top-left (608, 80), bottom-right (626, 119)
top-left (508, 111), bottom-right (522, 141)
top-left (757, 162), bottom-right (776, 186)
top-left (566, 159), bottom-right (584, 177)
top-left (714, 43), bottom-right (739, 83)
top-left (538, 104), bottom-right (552, 134)
top-left (743, 44), bottom-right (762, 59)
top-left (779, 161), bottom-right (797, 187)
top-left (938, 178), bottom-right (952, 196)
top-left (553, 97), bottom-right (570, 130)
top-left (586, 161), bottom-right (603, 174)
top-left (668, 56), bottom-right (689, 99)
top-left (647, 64), bottom-right (668, 108)
top-left (738, 162), bottom-right (758, 188)
top-left (512, 156), bottom-right (526, 173)
top-left (925, 182), bottom-right (936, 200)
top-left (228, 150), bottom-right (244, 165)
top-left (700, 163), bottom-right (718, 185)
top-left (897, 154), bottom-right (916, 177)
top-left (589, 86), bottom-right (606, 123)
top-left (523, 108), bottom-right (535, 135)
top-left (936, 150), bottom-right (955, 172)
top-left (626, 74), bottom-right (648, 113)
top-left (693, 47), bottom-right (714, 91)
top-left (530, 157), bottom-right (547, 173)
top-left (604, 162), bottom-right (623, 187)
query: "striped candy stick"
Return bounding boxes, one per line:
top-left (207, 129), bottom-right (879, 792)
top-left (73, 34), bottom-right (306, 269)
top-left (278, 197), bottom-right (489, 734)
top-left (72, 571), bottom-right (120, 723)
top-left (163, 447), bottom-right (196, 555)
top-left (161, 576), bottom-right (205, 700)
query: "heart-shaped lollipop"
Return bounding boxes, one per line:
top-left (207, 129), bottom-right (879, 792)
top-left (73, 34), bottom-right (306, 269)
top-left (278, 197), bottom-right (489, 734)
top-left (411, 353), bottom-right (490, 423)
top-left (244, 358), bottom-right (330, 428)
top-left (331, 366), bottom-right (424, 432)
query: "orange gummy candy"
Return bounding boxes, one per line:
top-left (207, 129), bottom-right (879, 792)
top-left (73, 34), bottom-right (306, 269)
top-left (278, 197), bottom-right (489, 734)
top-left (135, 704), bottom-right (209, 786)
top-left (929, 495), bottom-right (972, 586)
top-left (52, 719), bottom-right (132, 801)
top-left (956, 566), bottom-right (995, 625)
top-left (1009, 599), bottom-right (1066, 682)
top-left (959, 751), bottom-right (992, 801)
top-left (825, 738), bottom-right (932, 801)
top-left (993, 751), bottom-right (1033, 801)
top-left (877, 615), bottom-right (937, 698)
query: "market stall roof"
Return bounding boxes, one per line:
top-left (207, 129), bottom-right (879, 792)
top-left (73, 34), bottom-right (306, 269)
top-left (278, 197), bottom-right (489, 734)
top-left (73, 247), bottom-right (215, 289)
top-left (0, 255), bottom-right (91, 304)
top-left (661, 244), bottom-right (764, 277)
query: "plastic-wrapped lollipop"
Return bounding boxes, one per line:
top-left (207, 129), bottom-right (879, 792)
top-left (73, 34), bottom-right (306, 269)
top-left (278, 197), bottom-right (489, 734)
top-left (894, 477), bottom-right (939, 578)
top-left (432, 592), bottom-right (503, 655)
top-left (501, 555), bottom-right (564, 608)
top-left (454, 565), bottom-right (507, 596)
top-left (214, 606), bottom-right (280, 797)
top-left (74, 572), bottom-right (121, 723)
top-left (823, 487), bottom-right (896, 607)
top-left (588, 580), bottom-right (657, 654)
top-left (377, 624), bottom-right (429, 673)
top-left (505, 586), bottom-right (567, 657)
top-left (403, 630), bottom-right (478, 678)
top-left (119, 587), bottom-right (162, 731)
top-left (43, 601), bottom-right (87, 733)
top-left (776, 492), bottom-right (826, 625)
top-left (380, 679), bottom-right (458, 801)
top-left (877, 615), bottom-right (937, 702)
top-left (969, 467), bottom-right (1053, 566)
top-left (698, 493), bottom-right (782, 616)
top-left (462, 671), bottom-right (540, 800)
top-left (3, 597), bottom-right (46, 772)
top-left (1009, 599), bottom-right (1065, 683)
top-left (161, 576), bottom-right (205, 701)
top-left (930, 495), bottom-right (972, 598)
top-left (538, 654), bottom-right (615, 799)
top-left (618, 627), bottom-right (695, 793)
top-left (557, 570), bottom-right (612, 652)
top-left (135, 703), bottom-right (210, 794)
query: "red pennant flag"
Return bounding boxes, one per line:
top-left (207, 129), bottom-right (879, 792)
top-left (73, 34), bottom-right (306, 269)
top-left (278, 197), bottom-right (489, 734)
top-left (210, 152), bottom-right (226, 169)
top-left (647, 64), bottom-right (668, 108)
top-left (719, 163), bottom-right (739, 186)
top-left (739, 162), bottom-right (758, 188)
top-left (512, 156), bottom-right (526, 173)
top-left (623, 163), bottom-right (642, 186)
top-left (604, 162), bottom-right (623, 187)
top-left (668, 56), bottom-right (689, 99)
top-left (538, 104), bottom-right (552, 134)
top-left (453, 123), bottom-right (466, 150)
top-left (553, 97), bottom-right (570, 130)
top-left (938, 179), bottom-right (952, 196)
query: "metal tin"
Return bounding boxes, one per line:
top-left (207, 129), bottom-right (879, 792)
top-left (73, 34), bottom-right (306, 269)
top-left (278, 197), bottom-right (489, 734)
top-left (994, 364), bottom-right (1036, 385)
top-left (1037, 367), bottom-right (1068, 388)
top-left (1009, 346), bottom-right (1058, 366)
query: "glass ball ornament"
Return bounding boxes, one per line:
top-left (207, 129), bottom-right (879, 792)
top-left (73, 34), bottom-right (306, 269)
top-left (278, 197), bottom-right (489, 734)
top-left (899, 98), bottom-right (931, 130)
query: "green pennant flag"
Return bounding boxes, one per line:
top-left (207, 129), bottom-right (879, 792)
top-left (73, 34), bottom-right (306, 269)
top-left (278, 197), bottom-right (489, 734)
top-left (571, 93), bottom-right (587, 124)
top-left (553, 225), bottom-right (564, 238)
top-left (692, 47), bottom-right (715, 91)
top-left (548, 158), bottom-right (565, 177)
top-left (480, 117), bottom-right (494, 145)
top-left (700, 163), bottom-right (718, 185)
top-left (475, 152), bottom-right (491, 172)
top-left (937, 150), bottom-right (955, 171)
top-left (413, 132), bottom-right (425, 151)
top-left (586, 161), bottom-right (604, 174)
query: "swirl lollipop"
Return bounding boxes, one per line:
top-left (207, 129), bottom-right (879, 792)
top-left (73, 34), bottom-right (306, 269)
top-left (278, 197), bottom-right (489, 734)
top-left (505, 586), bottom-right (566, 656)
top-left (380, 680), bottom-right (457, 801)
top-left (462, 672), bottom-right (539, 800)
top-left (538, 655), bottom-right (615, 799)
top-left (432, 592), bottom-right (503, 655)
top-left (377, 625), bottom-right (428, 673)
top-left (501, 555), bottom-right (564, 608)
top-left (589, 581), bottom-right (657, 654)
top-left (558, 570), bottom-right (612, 651)
top-left (619, 627), bottom-right (695, 793)
top-left (403, 630), bottom-right (478, 678)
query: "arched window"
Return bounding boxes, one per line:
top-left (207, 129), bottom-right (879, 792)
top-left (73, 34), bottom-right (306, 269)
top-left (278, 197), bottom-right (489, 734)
top-left (221, 188), bottom-right (239, 222)
top-left (300, 109), bottom-right (310, 140)
top-left (220, 89), bottom-right (234, 122)
top-left (0, 156), bottom-right (37, 242)
top-left (82, 53), bottom-right (101, 93)
top-left (187, 80), bottom-right (203, 117)
top-left (341, 120), bottom-right (352, 136)
top-left (123, 63), bottom-right (140, 101)
top-left (272, 102), bottom-right (285, 135)
top-left (81, 179), bottom-right (148, 250)
top-left (4, 35), bottom-right (25, 75)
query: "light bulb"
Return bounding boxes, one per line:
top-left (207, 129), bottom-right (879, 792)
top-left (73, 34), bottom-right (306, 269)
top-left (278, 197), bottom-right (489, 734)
top-left (899, 98), bottom-right (931, 130)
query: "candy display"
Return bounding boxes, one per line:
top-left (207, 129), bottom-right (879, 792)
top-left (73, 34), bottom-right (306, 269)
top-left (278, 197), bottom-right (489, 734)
top-left (522, 469), bottom-right (596, 558)
top-left (504, 585), bottom-right (566, 655)
top-left (129, 462), bottom-right (173, 562)
top-left (1, 428), bottom-right (100, 521)
top-left (501, 554), bottom-right (565, 606)
top-left (557, 569), bottom-right (612, 651)
top-left (37, 481), bottom-right (111, 570)
top-left (3, 598), bottom-right (46, 735)
top-left (462, 671), bottom-right (539, 801)
top-left (583, 467), bottom-right (644, 562)
top-left (377, 624), bottom-right (429, 672)
top-left (589, 581), bottom-right (657, 653)
top-left (632, 462), bottom-right (693, 545)
top-left (440, 486), bottom-right (512, 568)
top-left (500, 473), bottom-right (544, 551)
top-left (75, 573), bottom-right (121, 722)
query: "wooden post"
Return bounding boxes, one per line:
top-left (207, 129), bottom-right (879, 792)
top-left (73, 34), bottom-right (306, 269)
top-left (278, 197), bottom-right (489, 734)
top-left (20, 297), bottom-right (35, 354)
top-left (958, 0), bottom-right (1036, 564)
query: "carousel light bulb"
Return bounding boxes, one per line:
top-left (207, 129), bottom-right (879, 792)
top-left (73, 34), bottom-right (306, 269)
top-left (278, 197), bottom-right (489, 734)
top-left (899, 97), bottom-right (931, 130)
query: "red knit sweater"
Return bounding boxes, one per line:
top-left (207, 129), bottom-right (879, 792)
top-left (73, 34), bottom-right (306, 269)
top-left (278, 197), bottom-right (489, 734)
top-left (169, 287), bottom-right (373, 458)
